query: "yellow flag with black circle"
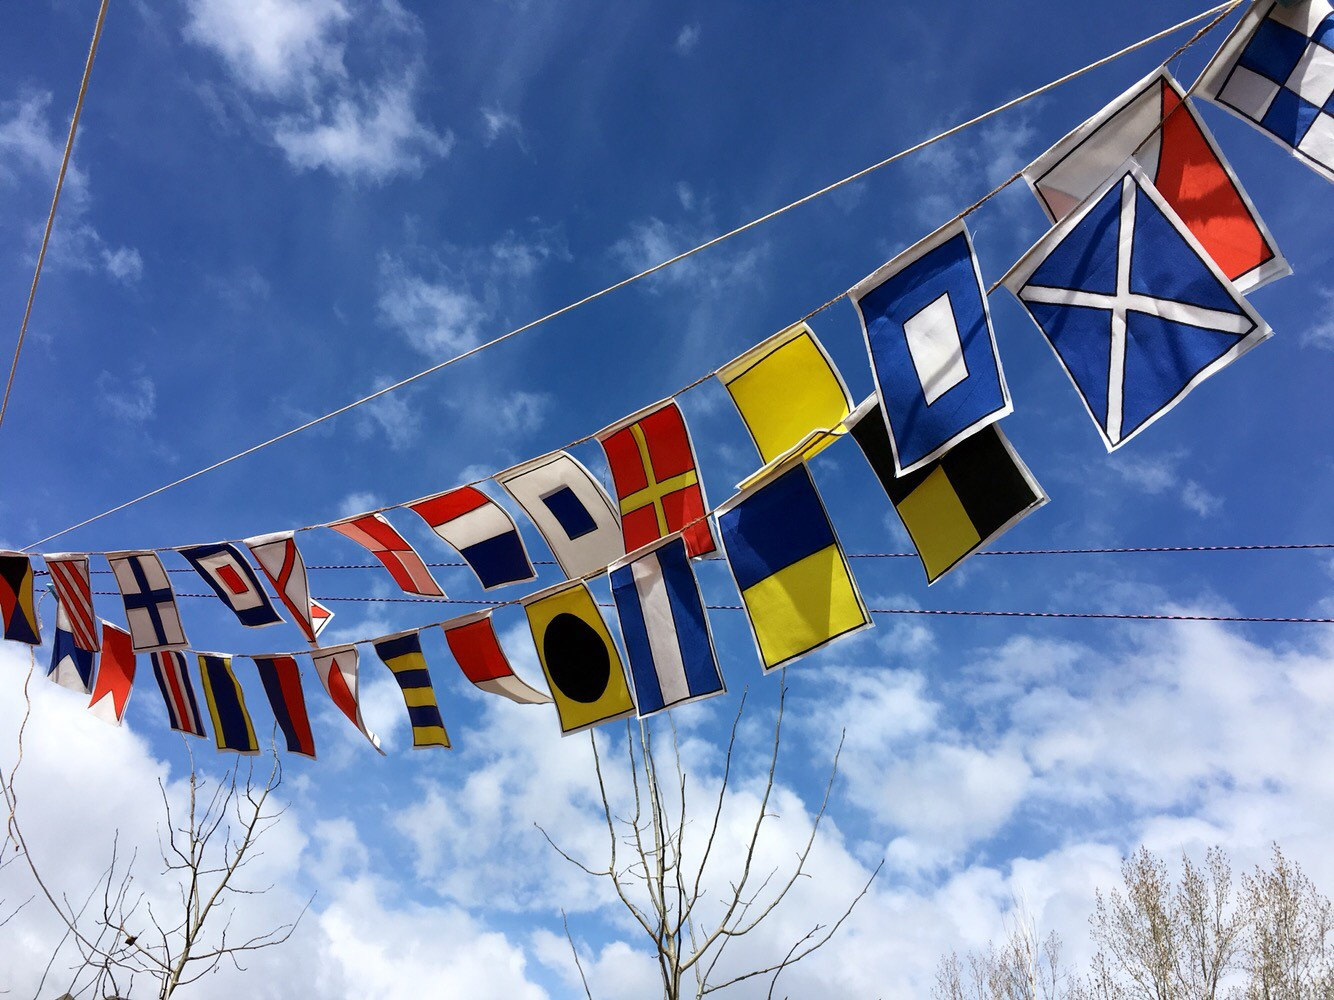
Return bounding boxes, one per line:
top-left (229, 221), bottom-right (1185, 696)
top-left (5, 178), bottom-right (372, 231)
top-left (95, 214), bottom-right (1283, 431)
top-left (522, 580), bottom-right (636, 736)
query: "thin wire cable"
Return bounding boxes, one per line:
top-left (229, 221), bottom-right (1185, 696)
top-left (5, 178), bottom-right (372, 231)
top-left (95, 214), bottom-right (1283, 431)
top-left (22, 0), bottom-right (1241, 553)
top-left (0, 0), bottom-right (113, 433)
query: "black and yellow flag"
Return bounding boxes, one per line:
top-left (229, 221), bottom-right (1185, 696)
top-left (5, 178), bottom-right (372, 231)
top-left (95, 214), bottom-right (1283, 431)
top-left (522, 580), bottom-right (635, 735)
top-left (849, 396), bottom-right (1046, 584)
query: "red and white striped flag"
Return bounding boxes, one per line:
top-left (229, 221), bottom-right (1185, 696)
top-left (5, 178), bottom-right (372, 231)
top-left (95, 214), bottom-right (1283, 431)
top-left (43, 553), bottom-right (100, 651)
top-left (328, 513), bottom-right (444, 598)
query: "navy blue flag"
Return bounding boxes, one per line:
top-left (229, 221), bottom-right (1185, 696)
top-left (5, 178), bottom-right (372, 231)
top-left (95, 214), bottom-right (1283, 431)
top-left (178, 542), bottom-right (283, 628)
top-left (851, 218), bottom-right (1012, 476)
top-left (1003, 160), bottom-right (1271, 451)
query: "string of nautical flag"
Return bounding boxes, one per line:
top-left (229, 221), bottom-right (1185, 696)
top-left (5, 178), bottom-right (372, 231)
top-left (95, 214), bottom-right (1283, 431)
top-left (4, 0), bottom-right (1334, 754)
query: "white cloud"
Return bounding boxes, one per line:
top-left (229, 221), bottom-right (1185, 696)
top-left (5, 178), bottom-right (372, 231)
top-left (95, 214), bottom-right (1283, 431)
top-left (1181, 479), bottom-right (1222, 517)
top-left (184, 0), bottom-right (351, 97)
top-left (612, 216), bottom-right (766, 294)
top-left (95, 370), bottom-right (156, 423)
top-left (352, 377), bottom-right (423, 449)
top-left (1300, 286), bottom-right (1334, 351)
top-left (493, 390), bottom-right (551, 434)
top-left (100, 246), bottom-right (143, 283)
top-left (1111, 450), bottom-right (1224, 517)
top-left (674, 23), bottom-right (701, 55)
top-left (481, 106), bottom-right (523, 148)
top-left (335, 490), bottom-right (379, 517)
top-left (377, 256), bottom-right (487, 356)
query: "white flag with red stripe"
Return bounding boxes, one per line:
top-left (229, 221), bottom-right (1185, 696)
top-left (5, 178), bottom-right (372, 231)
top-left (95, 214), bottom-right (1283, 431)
top-left (328, 513), bottom-right (444, 597)
top-left (311, 644), bottom-right (384, 754)
top-left (245, 532), bottom-right (321, 644)
top-left (43, 552), bottom-right (99, 651)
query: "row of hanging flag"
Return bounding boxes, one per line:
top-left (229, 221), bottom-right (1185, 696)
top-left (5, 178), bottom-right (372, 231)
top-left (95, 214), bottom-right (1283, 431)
top-left (2, 2), bottom-right (1332, 752)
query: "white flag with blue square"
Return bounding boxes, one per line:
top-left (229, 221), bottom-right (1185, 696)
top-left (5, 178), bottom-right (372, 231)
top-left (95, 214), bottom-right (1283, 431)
top-left (609, 533), bottom-right (724, 717)
top-left (1003, 160), bottom-right (1272, 451)
top-left (851, 218), bottom-right (1012, 476)
top-left (1195, 0), bottom-right (1334, 184)
top-left (497, 450), bottom-right (623, 580)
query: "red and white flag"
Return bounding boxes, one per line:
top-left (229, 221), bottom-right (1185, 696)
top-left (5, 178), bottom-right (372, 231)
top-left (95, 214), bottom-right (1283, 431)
top-left (245, 532), bottom-right (321, 644)
top-left (328, 512), bottom-right (444, 597)
top-left (440, 610), bottom-right (551, 705)
top-left (88, 622), bottom-right (136, 725)
top-left (311, 644), bottom-right (384, 754)
top-left (43, 552), bottom-right (100, 651)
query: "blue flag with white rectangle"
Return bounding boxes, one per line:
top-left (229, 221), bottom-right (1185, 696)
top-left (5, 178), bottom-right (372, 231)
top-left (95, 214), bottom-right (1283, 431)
top-left (851, 218), bottom-right (1012, 476)
top-left (1002, 160), bottom-right (1272, 452)
top-left (609, 533), bottom-right (723, 717)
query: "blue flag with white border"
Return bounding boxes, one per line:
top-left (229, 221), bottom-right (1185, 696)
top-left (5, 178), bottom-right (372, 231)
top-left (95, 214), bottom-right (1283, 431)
top-left (851, 218), bottom-right (1012, 476)
top-left (609, 533), bottom-right (724, 717)
top-left (1002, 160), bottom-right (1272, 451)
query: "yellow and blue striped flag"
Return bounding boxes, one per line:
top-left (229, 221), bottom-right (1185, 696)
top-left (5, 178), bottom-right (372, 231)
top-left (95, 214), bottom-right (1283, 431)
top-left (372, 630), bottom-right (450, 749)
top-left (198, 653), bottom-right (259, 755)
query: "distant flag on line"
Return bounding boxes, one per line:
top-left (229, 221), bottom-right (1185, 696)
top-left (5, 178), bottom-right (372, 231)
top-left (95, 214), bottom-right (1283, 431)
top-left (406, 486), bottom-right (535, 590)
top-left (48, 604), bottom-right (95, 694)
top-left (848, 396), bottom-right (1047, 584)
top-left (609, 534), bottom-right (723, 717)
top-left (851, 218), bottom-right (1011, 476)
top-left (716, 322), bottom-right (853, 486)
top-left (522, 580), bottom-right (636, 735)
top-left (150, 650), bottom-right (207, 739)
top-left (44, 553), bottom-right (99, 650)
top-left (251, 655), bottom-right (316, 758)
top-left (439, 611), bottom-right (552, 705)
top-left (497, 451), bottom-right (623, 580)
top-left (1024, 69), bottom-right (1289, 292)
top-left (309, 599), bottom-right (334, 641)
top-left (328, 513), bottom-right (445, 598)
top-left (311, 644), bottom-right (384, 754)
top-left (198, 653), bottom-right (259, 755)
top-left (716, 462), bottom-right (871, 672)
top-left (106, 550), bottom-right (188, 653)
top-left (1195, 0), bottom-right (1334, 185)
top-left (177, 542), bottom-right (283, 628)
top-left (371, 630), bottom-right (451, 749)
top-left (88, 622), bottom-right (135, 725)
top-left (595, 399), bottom-right (716, 558)
top-left (1002, 160), bottom-right (1272, 451)
top-left (0, 552), bottom-right (41, 645)
top-left (246, 532), bottom-right (322, 644)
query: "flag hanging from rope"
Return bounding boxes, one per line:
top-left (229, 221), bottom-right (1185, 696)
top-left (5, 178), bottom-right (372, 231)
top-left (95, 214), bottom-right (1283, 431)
top-left (848, 396), bottom-right (1047, 584)
top-left (0, 552), bottom-right (41, 645)
top-left (851, 219), bottom-right (1011, 476)
top-left (1195, 0), bottom-right (1334, 185)
top-left (150, 650), bottom-right (207, 738)
top-left (497, 451), bottom-right (623, 580)
top-left (328, 513), bottom-right (445, 598)
top-left (106, 550), bottom-right (188, 653)
top-left (406, 486), bottom-right (535, 590)
top-left (716, 462), bottom-right (871, 671)
top-left (48, 604), bottom-right (95, 694)
top-left (310, 598), bottom-right (334, 641)
top-left (252, 655), bottom-right (316, 758)
top-left (311, 644), bottom-right (384, 754)
top-left (44, 553), bottom-right (99, 650)
top-left (198, 653), bottom-right (259, 754)
top-left (440, 611), bottom-right (552, 705)
top-left (522, 580), bottom-right (636, 735)
top-left (88, 622), bottom-right (135, 725)
top-left (609, 534), bottom-right (723, 717)
top-left (596, 399), bottom-right (716, 558)
top-left (371, 630), bottom-right (450, 749)
top-left (246, 532), bottom-right (322, 644)
top-left (1003, 160), bottom-right (1272, 451)
top-left (1024, 68), bottom-right (1290, 292)
top-left (178, 542), bottom-right (283, 628)
top-left (716, 322), bottom-right (853, 485)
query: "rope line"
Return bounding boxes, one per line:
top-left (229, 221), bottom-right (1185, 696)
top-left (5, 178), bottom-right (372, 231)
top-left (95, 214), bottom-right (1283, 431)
top-left (0, 0), bottom-right (112, 433)
top-left (21, 0), bottom-right (1241, 553)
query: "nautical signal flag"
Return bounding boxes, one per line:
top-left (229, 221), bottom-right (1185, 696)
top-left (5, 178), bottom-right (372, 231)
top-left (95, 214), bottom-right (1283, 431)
top-left (328, 513), bottom-right (445, 598)
top-left (1003, 160), bottom-right (1272, 451)
top-left (406, 485), bottom-right (535, 590)
top-left (311, 644), bottom-right (384, 754)
top-left (48, 604), bottom-right (95, 694)
top-left (440, 611), bottom-right (552, 705)
top-left (177, 542), bottom-right (283, 628)
top-left (851, 218), bottom-right (1012, 476)
top-left (715, 462), bottom-right (871, 672)
top-left (44, 552), bottom-right (99, 650)
top-left (88, 622), bottom-right (135, 725)
top-left (246, 532), bottom-right (322, 644)
top-left (1023, 69), bottom-right (1289, 293)
top-left (596, 399), bottom-right (715, 558)
top-left (106, 550), bottom-right (188, 653)
top-left (848, 396), bottom-right (1047, 584)
top-left (251, 655), bottom-right (316, 758)
top-left (198, 653), bottom-right (259, 755)
top-left (609, 534), bottom-right (723, 717)
top-left (310, 599), bottom-right (334, 641)
top-left (371, 630), bottom-right (450, 749)
top-left (497, 451), bottom-right (623, 580)
top-left (0, 552), bottom-right (40, 645)
top-left (150, 650), bottom-right (206, 739)
top-left (522, 580), bottom-right (636, 735)
top-left (716, 322), bottom-right (853, 484)
top-left (1195, 0), bottom-right (1334, 185)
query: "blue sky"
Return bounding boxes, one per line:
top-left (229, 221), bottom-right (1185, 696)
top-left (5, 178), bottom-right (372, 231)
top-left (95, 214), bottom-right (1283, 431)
top-left (2, 0), bottom-right (1334, 995)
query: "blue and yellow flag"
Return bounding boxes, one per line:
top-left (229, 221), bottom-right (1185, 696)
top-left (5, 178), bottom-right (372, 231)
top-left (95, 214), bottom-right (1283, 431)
top-left (716, 462), bottom-right (871, 671)
top-left (371, 630), bottom-right (450, 749)
top-left (198, 653), bottom-right (259, 755)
